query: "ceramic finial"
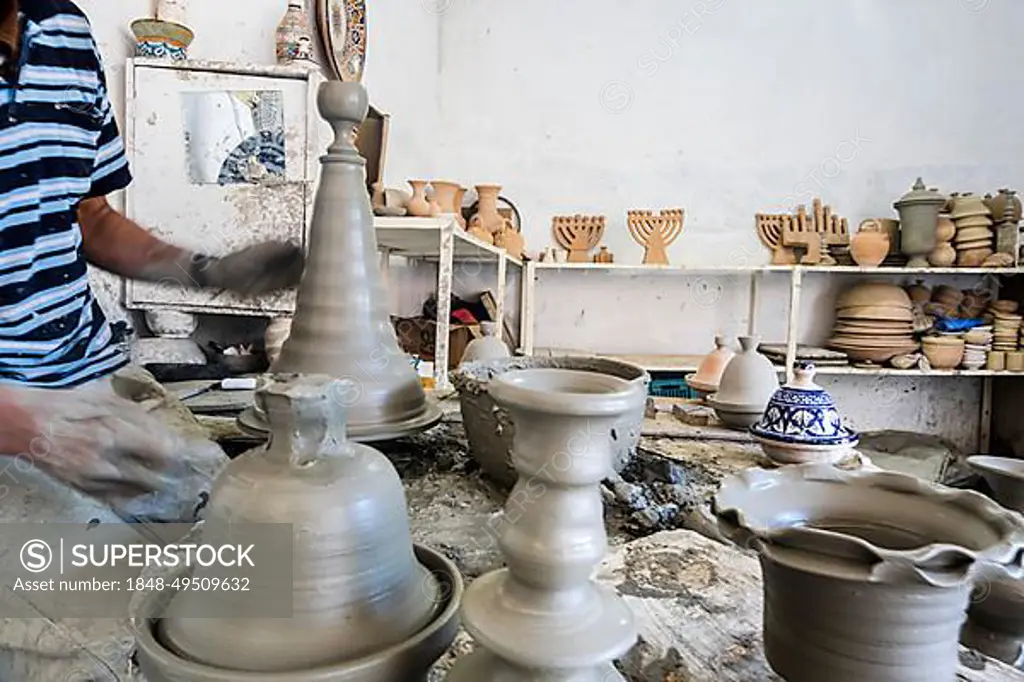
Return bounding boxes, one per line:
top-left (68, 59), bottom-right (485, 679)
top-left (318, 81), bottom-right (369, 158)
top-left (912, 177), bottom-right (926, 190)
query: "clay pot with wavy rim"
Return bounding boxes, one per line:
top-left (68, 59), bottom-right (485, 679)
top-left (750, 363), bottom-right (858, 464)
top-left (714, 464), bottom-right (1024, 682)
top-left (686, 334), bottom-right (736, 395)
top-left (709, 335), bottom-right (779, 429)
top-left (157, 375), bottom-right (442, 673)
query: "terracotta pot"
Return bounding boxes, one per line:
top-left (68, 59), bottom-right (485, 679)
top-left (894, 178), bottom-right (946, 267)
top-left (922, 338), bottom-right (965, 369)
top-left (448, 368), bottom-right (643, 681)
top-left (406, 180), bottom-right (432, 217)
top-left (928, 241), bottom-right (956, 267)
top-left (987, 189), bottom-right (1023, 223)
top-left (709, 335), bottom-right (779, 429)
top-left (936, 215), bottom-right (956, 242)
top-left (158, 375), bottom-right (445, 673)
top-left (451, 356), bottom-right (649, 489)
top-left (468, 184), bottom-right (512, 237)
top-left (685, 335), bottom-right (735, 395)
top-left (493, 225), bottom-right (525, 259)
top-left (429, 180), bottom-right (461, 216)
top-left (750, 363), bottom-right (858, 464)
top-left (453, 186), bottom-right (468, 228)
top-left (850, 221), bottom-right (889, 267)
top-left (714, 465), bottom-right (1024, 682)
top-left (459, 321), bottom-right (510, 364)
top-left (905, 279), bottom-right (931, 306)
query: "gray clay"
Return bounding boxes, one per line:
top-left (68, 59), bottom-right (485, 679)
top-left (451, 356), bottom-right (649, 488)
top-left (446, 368), bottom-right (646, 682)
top-left (714, 464), bottom-right (1024, 682)
top-left (261, 80), bottom-right (441, 441)
top-left (135, 374), bottom-right (462, 681)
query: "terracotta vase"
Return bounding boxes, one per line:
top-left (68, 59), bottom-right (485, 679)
top-left (987, 189), bottom-right (1022, 224)
top-left (493, 225), bottom-right (525, 259)
top-left (151, 375), bottom-right (454, 676)
top-left (406, 180), bottom-right (432, 217)
top-left (685, 335), bottom-right (735, 395)
top-left (453, 186), bottom-right (468, 229)
top-left (850, 220), bottom-right (889, 267)
top-left (259, 82), bottom-right (441, 441)
top-left (715, 465), bottom-right (1024, 682)
top-left (468, 184), bottom-right (512, 237)
top-left (708, 335), bottom-right (780, 429)
top-left (447, 369), bottom-right (645, 681)
top-left (459, 321), bottom-right (510, 364)
top-left (275, 1), bottom-right (314, 64)
top-left (894, 178), bottom-right (946, 267)
top-left (430, 181), bottom-right (461, 216)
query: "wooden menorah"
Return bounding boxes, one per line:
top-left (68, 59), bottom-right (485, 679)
top-left (756, 198), bottom-right (849, 265)
top-left (627, 208), bottom-right (684, 265)
top-left (552, 214), bottom-right (606, 262)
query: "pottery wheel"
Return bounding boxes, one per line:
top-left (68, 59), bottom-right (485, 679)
top-left (237, 400), bottom-right (443, 442)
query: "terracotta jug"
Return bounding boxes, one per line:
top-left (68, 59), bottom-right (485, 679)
top-left (468, 184), bottom-right (512, 237)
top-left (715, 464), bottom-right (1024, 682)
top-left (850, 219), bottom-right (889, 267)
top-left (447, 368), bottom-right (645, 681)
top-left (159, 375), bottom-right (441, 673)
top-left (493, 225), bottom-right (525, 258)
top-left (430, 180), bottom-right (461, 216)
top-left (406, 180), bottom-right (432, 217)
top-left (459, 321), bottom-right (510, 364)
top-left (686, 335), bottom-right (735, 394)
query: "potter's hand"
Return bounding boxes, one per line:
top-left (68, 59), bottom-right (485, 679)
top-left (0, 385), bottom-right (182, 503)
top-left (186, 241), bottom-right (305, 296)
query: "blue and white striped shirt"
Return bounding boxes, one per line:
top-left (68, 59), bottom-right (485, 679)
top-left (0, 0), bottom-right (130, 387)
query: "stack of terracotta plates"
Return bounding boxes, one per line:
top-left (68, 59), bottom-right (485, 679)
top-left (827, 282), bottom-right (918, 363)
top-left (992, 312), bottom-right (1021, 352)
top-left (951, 194), bottom-right (994, 266)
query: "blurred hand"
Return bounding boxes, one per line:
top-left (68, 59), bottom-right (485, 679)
top-left (188, 241), bottom-right (305, 296)
top-left (0, 385), bottom-right (184, 503)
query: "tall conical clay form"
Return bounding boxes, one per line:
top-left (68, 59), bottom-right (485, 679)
top-left (157, 375), bottom-right (441, 673)
top-left (446, 368), bottom-right (645, 682)
top-left (272, 82), bottom-right (441, 440)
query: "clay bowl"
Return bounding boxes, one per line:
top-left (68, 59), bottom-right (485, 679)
top-left (452, 356), bottom-right (649, 489)
top-left (954, 215), bottom-right (994, 228)
top-left (714, 465), bottom-right (1024, 682)
top-left (825, 341), bottom-right (917, 363)
top-left (921, 338), bottom-right (965, 369)
top-left (134, 544), bottom-right (463, 682)
top-left (958, 248), bottom-right (993, 267)
top-left (956, 238), bottom-right (994, 251)
top-left (992, 300), bottom-right (1020, 314)
top-left (836, 283), bottom-right (912, 310)
top-left (955, 226), bottom-right (994, 242)
top-left (836, 305), bottom-right (913, 322)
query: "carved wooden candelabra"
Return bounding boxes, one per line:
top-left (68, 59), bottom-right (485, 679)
top-left (552, 215), bottom-right (605, 262)
top-left (627, 208), bottom-right (684, 265)
top-left (756, 198), bottom-right (848, 265)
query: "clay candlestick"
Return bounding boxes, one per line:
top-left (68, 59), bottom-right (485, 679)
top-left (627, 209), bottom-right (684, 265)
top-left (552, 214), bottom-right (605, 262)
top-left (446, 368), bottom-right (645, 681)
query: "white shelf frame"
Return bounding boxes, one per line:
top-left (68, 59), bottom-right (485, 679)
top-left (521, 261), bottom-right (1024, 454)
top-left (375, 216), bottom-right (523, 390)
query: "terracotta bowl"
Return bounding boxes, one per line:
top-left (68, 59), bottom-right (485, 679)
top-left (836, 305), bottom-right (913, 322)
top-left (992, 300), bottom-right (1020, 314)
top-left (452, 356), bottom-right (649, 489)
top-left (922, 338), bottom-right (965, 369)
top-left (836, 283), bottom-right (912, 309)
top-left (958, 248), bottom-right (993, 267)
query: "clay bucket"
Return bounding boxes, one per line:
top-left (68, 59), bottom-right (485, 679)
top-left (451, 356), bottom-right (649, 489)
top-left (134, 544), bottom-right (462, 682)
top-left (714, 465), bottom-right (1024, 682)
top-left (962, 456), bottom-right (1024, 665)
top-left (156, 375), bottom-right (444, 674)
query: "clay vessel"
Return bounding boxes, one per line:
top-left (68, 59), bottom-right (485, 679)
top-left (928, 241), bottom-right (957, 267)
top-left (459, 321), bottom-right (510, 364)
top-left (714, 464), bottom-right (1024, 682)
top-left (451, 356), bottom-right (649, 489)
top-left (936, 215), bottom-right (956, 242)
top-left (750, 363), bottom-right (858, 464)
top-left (850, 220), bottom-right (889, 267)
top-left (429, 180), bottom-right (461, 216)
top-left (453, 186), bottom-right (468, 229)
top-left (153, 375), bottom-right (451, 676)
top-left (961, 455), bottom-right (1024, 667)
top-left (593, 245), bottom-right (614, 263)
top-left (406, 180), bottom-right (432, 217)
top-left (276, 1), bottom-right (314, 64)
top-left (708, 335), bottom-right (780, 429)
top-left (257, 82), bottom-right (441, 442)
top-left (493, 225), bottom-right (525, 259)
top-left (468, 184), bottom-right (512, 237)
top-left (447, 369), bottom-right (644, 682)
top-left (905, 279), bottom-right (930, 306)
top-left (264, 316), bottom-right (293, 366)
top-left (987, 189), bottom-right (1022, 224)
top-left (894, 178), bottom-right (946, 267)
top-left (685, 335), bottom-right (735, 396)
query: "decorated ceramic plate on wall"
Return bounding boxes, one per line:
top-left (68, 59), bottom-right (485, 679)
top-left (316, 0), bottom-right (366, 82)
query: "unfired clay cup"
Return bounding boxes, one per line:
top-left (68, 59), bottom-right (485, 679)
top-left (1007, 351), bottom-right (1024, 371)
top-left (988, 351), bottom-right (1007, 371)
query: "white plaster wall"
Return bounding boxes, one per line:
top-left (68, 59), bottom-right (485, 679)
top-left (436, 0), bottom-right (1019, 450)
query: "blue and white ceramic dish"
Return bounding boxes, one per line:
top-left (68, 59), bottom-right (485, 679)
top-left (750, 363), bottom-right (857, 447)
top-left (132, 19), bottom-right (194, 61)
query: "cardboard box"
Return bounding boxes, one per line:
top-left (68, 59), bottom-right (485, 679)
top-left (392, 316), bottom-right (476, 370)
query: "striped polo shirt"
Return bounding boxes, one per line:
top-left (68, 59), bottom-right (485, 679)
top-left (0, 0), bottom-right (130, 387)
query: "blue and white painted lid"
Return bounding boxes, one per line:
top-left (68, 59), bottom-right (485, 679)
top-left (750, 363), bottom-right (857, 446)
